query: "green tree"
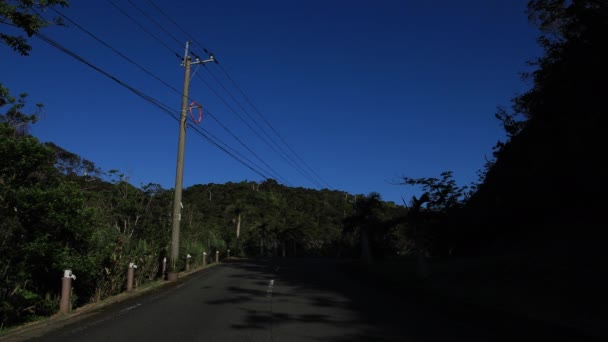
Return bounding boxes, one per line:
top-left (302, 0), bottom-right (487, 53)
top-left (0, 0), bottom-right (69, 56)
top-left (401, 171), bottom-right (468, 213)
top-left (464, 0), bottom-right (607, 246)
top-left (0, 95), bottom-right (98, 326)
top-left (344, 192), bottom-right (384, 264)
top-left (0, 83), bottom-right (41, 136)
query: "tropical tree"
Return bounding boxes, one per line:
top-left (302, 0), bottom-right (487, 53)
top-left (0, 0), bottom-right (69, 55)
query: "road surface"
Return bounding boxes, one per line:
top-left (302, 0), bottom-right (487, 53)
top-left (7, 258), bottom-right (598, 341)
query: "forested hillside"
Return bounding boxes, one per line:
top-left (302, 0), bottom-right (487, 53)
top-left (2, 0), bottom-right (605, 334)
top-left (0, 97), bottom-right (408, 327)
top-left (457, 0), bottom-right (606, 253)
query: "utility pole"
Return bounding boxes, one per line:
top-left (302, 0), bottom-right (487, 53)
top-left (167, 42), bottom-right (215, 281)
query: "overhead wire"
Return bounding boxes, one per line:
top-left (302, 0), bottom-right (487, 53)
top-left (7, 7), bottom-right (323, 188)
top-left (48, 8), bottom-right (291, 184)
top-left (217, 63), bottom-right (333, 189)
top-left (143, 0), bottom-right (331, 189)
top-left (49, 8), bottom-right (182, 95)
top-left (146, 0), bottom-right (205, 47)
top-left (198, 66), bottom-right (325, 188)
top-left (203, 65), bottom-right (300, 162)
top-left (101, 0), bottom-right (294, 185)
top-left (125, 0), bottom-right (184, 47)
top-left (33, 31), bottom-right (273, 181)
top-left (195, 71), bottom-right (323, 188)
top-left (205, 109), bottom-right (293, 185)
top-left (105, 0), bottom-right (181, 59)
top-left (144, 0), bottom-right (209, 59)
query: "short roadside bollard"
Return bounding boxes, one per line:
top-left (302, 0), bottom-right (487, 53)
top-left (60, 270), bottom-right (76, 314)
top-left (203, 252), bottom-right (207, 267)
top-left (127, 262), bottom-right (137, 291)
top-left (215, 250), bottom-right (219, 263)
top-left (227, 249), bottom-right (230, 259)
top-left (162, 257), bottom-right (167, 278)
top-left (186, 254), bottom-right (192, 272)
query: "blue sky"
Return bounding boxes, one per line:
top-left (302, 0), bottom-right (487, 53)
top-left (1, 0), bottom-right (541, 204)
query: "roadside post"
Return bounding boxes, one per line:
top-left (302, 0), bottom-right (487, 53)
top-left (60, 270), bottom-right (76, 314)
top-left (127, 262), bottom-right (137, 291)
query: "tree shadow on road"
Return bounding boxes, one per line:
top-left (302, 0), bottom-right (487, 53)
top-left (209, 258), bottom-right (600, 342)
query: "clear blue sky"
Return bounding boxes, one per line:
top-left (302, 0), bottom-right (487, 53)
top-left (1, 0), bottom-right (541, 204)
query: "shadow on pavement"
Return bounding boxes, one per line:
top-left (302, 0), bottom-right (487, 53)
top-left (213, 258), bottom-right (601, 342)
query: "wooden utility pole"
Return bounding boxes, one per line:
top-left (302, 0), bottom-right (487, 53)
top-left (168, 42), bottom-right (215, 281)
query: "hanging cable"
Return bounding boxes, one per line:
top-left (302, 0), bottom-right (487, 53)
top-left (217, 63), bottom-right (333, 189)
top-left (34, 32), bottom-right (278, 181)
top-left (105, 0), bottom-right (181, 59)
top-left (143, 0), bottom-right (329, 189)
top-left (146, 0), bottom-right (209, 51)
top-left (125, 0), bottom-right (184, 47)
top-left (49, 9), bottom-right (290, 185)
top-left (195, 72), bottom-right (322, 188)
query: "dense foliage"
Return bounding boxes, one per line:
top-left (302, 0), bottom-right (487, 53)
top-left (1, 0), bottom-right (604, 331)
top-left (460, 0), bottom-right (607, 250)
top-left (397, 0), bottom-right (608, 257)
top-left (0, 89), bottom-right (409, 327)
top-left (0, 0), bottom-right (69, 55)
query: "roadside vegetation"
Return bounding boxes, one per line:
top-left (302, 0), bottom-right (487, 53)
top-left (1, 0), bottom-right (605, 335)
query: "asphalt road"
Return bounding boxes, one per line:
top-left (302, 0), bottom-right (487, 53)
top-left (9, 258), bottom-right (599, 341)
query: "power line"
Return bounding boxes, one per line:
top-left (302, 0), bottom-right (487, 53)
top-left (34, 32), bottom-right (277, 182)
top-left (143, 0), bottom-right (330, 189)
top-left (36, 33), bottom-right (176, 118)
top-left (195, 71), bottom-right (324, 188)
top-left (50, 8), bottom-right (181, 95)
top-left (199, 66), bottom-right (324, 188)
top-left (203, 66), bottom-right (294, 158)
top-left (217, 63), bottom-right (333, 189)
top-left (145, 0), bottom-right (209, 55)
top-left (103, 0), bottom-right (293, 184)
top-left (205, 110), bottom-right (292, 185)
top-left (50, 9), bottom-right (290, 185)
top-left (105, 0), bottom-right (181, 59)
top-left (125, 0), bottom-right (183, 48)
top-left (190, 125), bottom-right (271, 181)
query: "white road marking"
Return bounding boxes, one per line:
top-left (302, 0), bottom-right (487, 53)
top-left (120, 303), bottom-right (141, 313)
